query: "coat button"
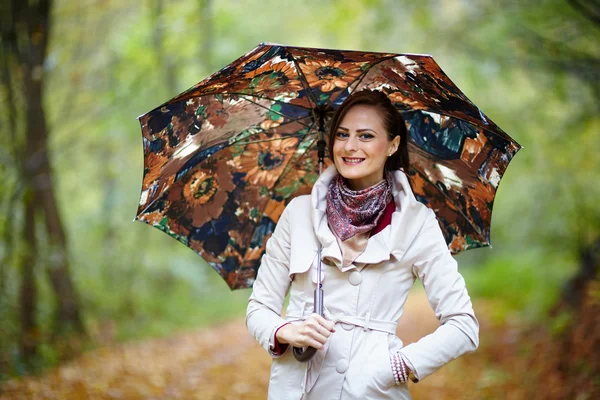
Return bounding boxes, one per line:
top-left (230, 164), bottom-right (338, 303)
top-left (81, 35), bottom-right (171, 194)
top-left (348, 271), bottom-right (362, 286)
top-left (336, 359), bottom-right (349, 374)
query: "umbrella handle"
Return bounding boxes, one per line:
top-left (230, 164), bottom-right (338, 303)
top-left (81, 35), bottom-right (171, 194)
top-left (292, 345), bottom-right (318, 362)
top-left (293, 284), bottom-right (324, 362)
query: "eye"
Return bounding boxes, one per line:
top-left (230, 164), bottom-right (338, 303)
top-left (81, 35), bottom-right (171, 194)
top-left (359, 133), bottom-right (374, 140)
top-left (335, 131), bottom-right (348, 139)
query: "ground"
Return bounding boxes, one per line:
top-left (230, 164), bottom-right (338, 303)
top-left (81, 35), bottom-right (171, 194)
top-left (0, 290), bottom-right (566, 399)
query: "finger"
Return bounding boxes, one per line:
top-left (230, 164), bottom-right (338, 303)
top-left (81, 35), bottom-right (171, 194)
top-left (308, 339), bottom-right (324, 350)
top-left (323, 319), bottom-right (336, 332)
top-left (307, 327), bottom-right (328, 345)
top-left (301, 322), bottom-right (324, 338)
top-left (314, 314), bottom-right (336, 332)
top-left (306, 318), bottom-right (325, 334)
top-left (317, 324), bottom-right (332, 339)
top-left (310, 314), bottom-right (324, 325)
top-left (300, 335), bottom-right (324, 350)
top-left (288, 327), bottom-right (322, 349)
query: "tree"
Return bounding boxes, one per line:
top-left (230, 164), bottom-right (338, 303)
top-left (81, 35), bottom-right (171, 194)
top-left (1, 0), bottom-right (86, 364)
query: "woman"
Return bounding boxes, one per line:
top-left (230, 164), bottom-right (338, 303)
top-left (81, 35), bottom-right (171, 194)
top-left (246, 90), bottom-right (479, 399)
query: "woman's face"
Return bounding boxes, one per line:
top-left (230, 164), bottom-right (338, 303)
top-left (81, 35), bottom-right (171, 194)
top-left (333, 104), bottom-right (400, 190)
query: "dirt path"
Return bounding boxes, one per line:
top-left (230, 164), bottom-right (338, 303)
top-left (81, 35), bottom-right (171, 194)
top-left (1, 291), bottom-right (508, 399)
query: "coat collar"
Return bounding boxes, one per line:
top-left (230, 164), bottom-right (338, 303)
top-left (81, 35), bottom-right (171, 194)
top-left (310, 164), bottom-right (429, 271)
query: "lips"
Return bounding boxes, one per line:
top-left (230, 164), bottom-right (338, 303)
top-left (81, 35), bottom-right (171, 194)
top-left (342, 157), bottom-right (365, 164)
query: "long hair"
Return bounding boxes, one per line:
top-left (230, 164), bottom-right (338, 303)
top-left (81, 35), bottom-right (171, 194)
top-left (327, 89), bottom-right (410, 172)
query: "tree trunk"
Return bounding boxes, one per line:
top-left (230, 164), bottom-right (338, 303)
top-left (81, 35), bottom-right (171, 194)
top-left (23, 58), bottom-right (86, 338)
top-left (562, 237), bottom-right (600, 309)
top-left (19, 0), bottom-right (85, 337)
top-left (0, 40), bottom-right (20, 295)
top-left (19, 190), bottom-right (38, 360)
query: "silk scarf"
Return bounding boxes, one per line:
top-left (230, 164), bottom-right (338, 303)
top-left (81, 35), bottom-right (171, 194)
top-left (326, 173), bottom-right (393, 266)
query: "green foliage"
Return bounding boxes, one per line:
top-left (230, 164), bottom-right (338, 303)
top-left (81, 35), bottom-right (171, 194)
top-left (1, 0), bottom-right (598, 380)
top-left (461, 250), bottom-right (578, 323)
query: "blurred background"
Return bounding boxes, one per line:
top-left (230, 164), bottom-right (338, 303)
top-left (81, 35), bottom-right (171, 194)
top-left (0, 0), bottom-right (598, 399)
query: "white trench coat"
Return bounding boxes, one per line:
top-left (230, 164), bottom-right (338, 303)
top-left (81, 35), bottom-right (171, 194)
top-left (246, 165), bottom-right (479, 400)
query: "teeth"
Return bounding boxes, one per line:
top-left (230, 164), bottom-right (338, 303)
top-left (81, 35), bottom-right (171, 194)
top-left (344, 158), bottom-right (364, 163)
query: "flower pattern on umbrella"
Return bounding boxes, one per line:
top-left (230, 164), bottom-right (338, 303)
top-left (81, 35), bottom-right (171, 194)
top-left (299, 58), bottom-right (363, 93)
top-left (135, 43), bottom-right (521, 289)
top-left (244, 60), bottom-right (304, 97)
top-left (233, 133), bottom-right (300, 189)
top-left (168, 155), bottom-right (235, 229)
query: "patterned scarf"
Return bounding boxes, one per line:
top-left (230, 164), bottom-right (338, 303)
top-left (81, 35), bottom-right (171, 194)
top-left (326, 173), bottom-right (393, 242)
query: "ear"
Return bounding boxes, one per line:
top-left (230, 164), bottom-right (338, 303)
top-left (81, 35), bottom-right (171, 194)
top-left (389, 136), bottom-right (401, 155)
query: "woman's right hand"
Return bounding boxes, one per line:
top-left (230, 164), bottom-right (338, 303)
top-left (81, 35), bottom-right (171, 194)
top-left (276, 314), bottom-right (336, 350)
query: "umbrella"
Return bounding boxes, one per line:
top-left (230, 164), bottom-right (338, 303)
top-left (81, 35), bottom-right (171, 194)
top-left (134, 42), bottom-right (521, 291)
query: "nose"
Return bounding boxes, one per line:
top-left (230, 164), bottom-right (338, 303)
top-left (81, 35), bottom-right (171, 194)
top-left (344, 135), bottom-right (359, 152)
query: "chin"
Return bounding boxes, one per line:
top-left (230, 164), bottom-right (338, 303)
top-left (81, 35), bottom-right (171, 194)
top-left (336, 167), bottom-right (372, 184)
top-left (338, 170), bottom-right (365, 181)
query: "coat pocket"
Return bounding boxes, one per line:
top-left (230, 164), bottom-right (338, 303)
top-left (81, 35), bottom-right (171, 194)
top-left (364, 333), bottom-right (396, 394)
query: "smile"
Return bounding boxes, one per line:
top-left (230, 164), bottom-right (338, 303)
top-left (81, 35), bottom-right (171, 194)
top-left (342, 157), bottom-right (365, 164)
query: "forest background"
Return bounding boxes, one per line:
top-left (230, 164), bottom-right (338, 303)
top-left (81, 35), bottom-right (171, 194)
top-left (0, 0), bottom-right (598, 399)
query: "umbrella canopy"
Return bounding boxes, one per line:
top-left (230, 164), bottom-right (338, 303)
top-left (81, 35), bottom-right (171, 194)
top-left (135, 43), bottom-right (521, 290)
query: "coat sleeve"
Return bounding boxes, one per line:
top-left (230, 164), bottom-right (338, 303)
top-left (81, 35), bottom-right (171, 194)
top-left (246, 198), bottom-right (295, 358)
top-left (397, 208), bottom-right (479, 381)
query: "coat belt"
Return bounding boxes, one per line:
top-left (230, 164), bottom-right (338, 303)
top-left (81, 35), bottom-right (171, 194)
top-left (285, 313), bottom-right (397, 334)
top-left (328, 314), bottom-right (397, 334)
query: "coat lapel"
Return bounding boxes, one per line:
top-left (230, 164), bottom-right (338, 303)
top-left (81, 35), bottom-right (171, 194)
top-left (310, 165), bottom-right (429, 270)
top-left (382, 170), bottom-right (430, 263)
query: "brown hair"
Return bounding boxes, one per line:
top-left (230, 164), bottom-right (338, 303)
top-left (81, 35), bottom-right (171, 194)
top-left (327, 89), bottom-right (410, 172)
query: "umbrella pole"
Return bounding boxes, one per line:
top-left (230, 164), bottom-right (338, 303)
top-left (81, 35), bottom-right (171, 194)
top-left (315, 134), bottom-right (325, 317)
top-left (293, 129), bottom-right (327, 363)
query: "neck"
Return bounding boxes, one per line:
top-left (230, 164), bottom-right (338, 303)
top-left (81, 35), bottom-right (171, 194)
top-left (345, 176), bottom-right (386, 191)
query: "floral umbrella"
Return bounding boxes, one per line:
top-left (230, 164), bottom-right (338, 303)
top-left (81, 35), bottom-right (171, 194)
top-left (135, 43), bottom-right (521, 290)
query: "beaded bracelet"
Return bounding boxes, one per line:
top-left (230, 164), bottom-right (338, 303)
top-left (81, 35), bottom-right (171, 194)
top-left (390, 353), bottom-right (400, 384)
top-left (389, 352), bottom-right (411, 384)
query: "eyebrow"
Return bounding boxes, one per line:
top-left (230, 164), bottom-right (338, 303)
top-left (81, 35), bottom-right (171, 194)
top-left (337, 126), bottom-right (378, 134)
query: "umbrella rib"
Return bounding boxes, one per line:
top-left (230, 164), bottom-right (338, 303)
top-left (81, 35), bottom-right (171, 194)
top-left (263, 119), bottom-right (318, 203)
top-left (288, 54), bottom-right (321, 122)
top-left (274, 127), bottom-right (319, 192)
top-left (236, 94), bottom-right (313, 129)
top-left (226, 116), bottom-right (314, 148)
top-left (226, 92), bottom-right (312, 109)
top-left (143, 90), bottom-right (314, 119)
top-left (317, 54), bottom-right (399, 110)
top-left (136, 181), bottom-right (172, 220)
top-left (233, 132), bottom-right (313, 146)
top-left (414, 169), bottom-right (489, 245)
top-left (410, 153), bottom-right (489, 244)
top-left (345, 54), bottom-right (399, 96)
top-left (160, 44), bottom-right (267, 108)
